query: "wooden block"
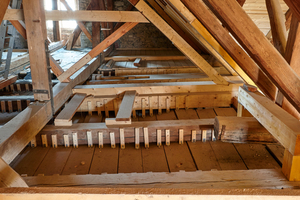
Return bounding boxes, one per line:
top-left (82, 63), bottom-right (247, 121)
top-left (25, 84), bottom-right (29, 91)
top-left (30, 137), bottom-right (36, 148)
top-left (105, 118), bottom-right (131, 125)
top-left (88, 101), bottom-right (92, 116)
top-left (202, 130), bottom-right (207, 142)
top-left (133, 58), bottom-right (141, 66)
top-left (96, 101), bottom-right (102, 116)
top-left (176, 109), bottom-right (199, 120)
top-left (87, 131), bottom-right (93, 147)
top-left (165, 129), bottom-right (170, 146)
top-left (166, 97), bottom-right (170, 113)
top-left (143, 127), bottom-right (149, 148)
top-left (179, 129), bottom-right (184, 144)
top-left (16, 84), bottom-right (21, 92)
top-left (1, 101), bottom-right (6, 112)
top-left (135, 128), bottom-right (140, 149)
top-left (113, 99), bottom-right (118, 116)
top-left (214, 107), bottom-right (237, 116)
top-left (64, 135), bottom-right (70, 147)
top-left (120, 128), bottom-right (125, 149)
top-left (8, 101), bottom-right (12, 113)
top-left (41, 134), bottom-right (48, 147)
top-left (243, 84), bottom-right (258, 92)
top-left (98, 132), bottom-right (103, 148)
top-left (10, 85), bottom-right (15, 92)
top-left (149, 96), bottom-right (153, 116)
top-left (51, 135), bottom-right (57, 148)
top-left (17, 100), bottom-right (22, 112)
top-left (192, 130), bottom-right (197, 142)
top-left (141, 98), bottom-right (146, 118)
top-left (73, 132), bottom-right (78, 148)
top-left (157, 129), bottom-right (162, 147)
top-left (110, 132), bottom-right (116, 148)
top-left (164, 142), bottom-right (197, 172)
top-left (104, 99), bottom-right (109, 118)
top-left (196, 108), bottom-right (216, 119)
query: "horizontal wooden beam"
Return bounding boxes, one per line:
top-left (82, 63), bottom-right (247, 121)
top-left (0, 75), bottom-right (17, 90)
top-left (4, 9), bottom-right (149, 23)
top-left (104, 55), bottom-right (187, 61)
top-left (238, 87), bottom-right (300, 155)
top-left (38, 119), bottom-right (214, 146)
top-left (21, 169), bottom-right (299, 189)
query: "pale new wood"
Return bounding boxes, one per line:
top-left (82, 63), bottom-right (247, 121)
top-left (58, 22), bottom-right (138, 82)
top-left (204, 0), bottom-right (300, 111)
top-left (181, 0), bottom-right (277, 100)
top-left (54, 93), bottom-right (87, 126)
top-left (4, 9), bottom-right (149, 23)
top-left (116, 90), bottom-right (136, 121)
top-left (23, 0), bottom-right (51, 101)
top-left (215, 116), bottom-right (277, 143)
top-left (238, 87), bottom-right (300, 155)
top-left (0, 157), bottom-right (28, 187)
top-left (134, 1), bottom-right (228, 85)
top-left (133, 58), bottom-right (141, 66)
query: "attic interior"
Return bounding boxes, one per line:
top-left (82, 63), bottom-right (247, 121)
top-left (1, 0), bottom-right (300, 198)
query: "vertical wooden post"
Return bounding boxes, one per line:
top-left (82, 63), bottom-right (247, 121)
top-left (23, 0), bottom-right (51, 101)
top-left (52, 0), bottom-right (61, 41)
top-left (282, 135), bottom-right (300, 181)
top-left (91, 0), bottom-right (101, 48)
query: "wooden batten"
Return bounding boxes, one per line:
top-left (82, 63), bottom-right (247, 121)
top-left (115, 90), bottom-right (137, 121)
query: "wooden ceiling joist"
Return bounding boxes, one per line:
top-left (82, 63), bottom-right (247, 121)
top-left (128, 0), bottom-right (228, 85)
top-left (4, 9), bottom-right (150, 23)
top-left (181, 0), bottom-right (277, 100)
top-left (202, 0), bottom-right (300, 112)
top-left (58, 22), bottom-right (138, 82)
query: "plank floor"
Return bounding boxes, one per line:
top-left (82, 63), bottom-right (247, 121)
top-left (11, 107), bottom-right (283, 176)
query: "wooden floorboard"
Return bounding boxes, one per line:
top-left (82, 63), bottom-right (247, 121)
top-left (156, 110), bottom-right (177, 120)
top-left (187, 141), bottom-right (221, 171)
top-left (118, 143), bottom-right (143, 173)
top-left (210, 141), bottom-right (247, 170)
top-left (175, 109), bottom-right (199, 120)
top-left (214, 107), bottom-right (237, 116)
top-left (164, 142), bottom-right (197, 172)
top-left (34, 147), bottom-right (72, 176)
top-left (141, 143), bottom-right (169, 172)
top-left (234, 144), bottom-right (281, 170)
top-left (89, 145), bottom-right (119, 174)
top-left (266, 144), bottom-right (285, 166)
top-left (61, 146), bottom-right (95, 175)
top-left (11, 146), bottom-right (50, 176)
top-left (196, 108), bottom-right (216, 119)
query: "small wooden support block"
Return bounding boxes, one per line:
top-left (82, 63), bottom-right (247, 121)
top-left (87, 101), bottom-right (92, 116)
top-left (10, 85), bottom-right (15, 92)
top-left (192, 130), bottom-right (197, 142)
top-left (64, 135), bottom-right (70, 147)
top-left (179, 129), bottom-right (184, 144)
top-left (243, 84), bottom-right (258, 92)
top-left (113, 100), bottom-right (118, 116)
top-left (73, 132), bottom-right (78, 148)
top-left (1, 101), bottom-right (6, 113)
top-left (133, 58), bottom-right (142, 67)
top-left (202, 130), bottom-right (207, 142)
top-left (149, 96), bottom-right (153, 116)
top-left (51, 135), bottom-right (57, 148)
top-left (144, 127), bottom-right (149, 148)
top-left (237, 103), bottom-right (243, 117)
top-left (98, 132), bottom-right (103, 148)
top-left (166, 97), bottom-right (170, 113)
top-left (96, 101), bottom-right (102, 116)
top-left (30, 137), bottom-right (36, 148)
top-left (41, 135), bottom-right (48, 147)
top-left (141, 98), bottom-right (146, 118)
top-left (8, 101), bottom-right (12, 113)
top-left (104, 99), bottom-right (109, 118)
top-left (116, 90), bottom-right (137, 122)
top-left (157, 129), bottom-right (162, 147)
top-left (25, 84), bottom-right (30, 91)
top-left (158, 96), bottom-right (162, 115)
top-left (165, 129), bottom-right (170, 146)
top-left (120, 128), bottom-right (125, 149)
top-left (16, 84), bottom-right (21, 92)
top-left (54, 93), bottom-right (87, 126)
top-left (110, 132), bottom-right (116, 148)
top-left (87, 131), bottom-right (93, 147)
top-left (135, 128), bottom-right (140, 149)
top-left (17, 100), bottom-right (22, 112)
top-left (105, 118), bottom-right (132, 125)
top-left (175, 96), bottom-right (180, 110)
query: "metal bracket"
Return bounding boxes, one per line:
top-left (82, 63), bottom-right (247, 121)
top-left (33, 89), bottom-right (49, 94)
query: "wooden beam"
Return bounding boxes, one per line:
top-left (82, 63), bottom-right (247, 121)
top-left (9, 20), bottom-right (27, 40)
top-left (0, 0), bottom-right (10, 22)
top-left (181, 0), bottom-right (277, 100)
top-left (0, 75), bottom-right (17, 90)
top-left (91, 0), bottom-right (101, 48)
top-left (215, 116), bottom-right (277, 144)
top-left (128, 0), bottom-right (228, 85)
top-left (105, 55), bottom-right (187, 61)
top-left (23, 0), bottom-right (51, 101)
top-left (133, 58), bottom-right (141, 66)
top-left (0, 57), bottom-right (100, 164)
top-left (58, 22), bottom-right (138, 82)
top-left (0, 157), bottom-right (28, 187)
top-left (284, 0), bottom-right (300, 22)
top-left (115, 90), bottom-right (136, 121)
top-left (54, 93), bottom-right (87, 126)
top-left (238, 87), bottom-right (300, 156)
top-left (52, 0), bottom-right (61, 41)
top-left (49, 55), bottom-right (70, 82)
top-left (60, 0), bottom-right (92, 43)
top-left (3, 9), bottom-right (150, 23)
top-left (203, 0), bottom-right (300, 112)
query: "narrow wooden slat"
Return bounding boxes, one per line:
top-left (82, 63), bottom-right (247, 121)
top-left (55, 93), bottom-right (87, 126)
top-left (116, 90), bottom-right (137, 121)
top-left (62, 146), bottom-right (95, 175)
top-left (196, 108), bottom-right (216, 119)
top-left (58, 22), bottom-right (138, 82)
top-left (49, 55), bottom-right (70, 82)
top-left (164, 142), bottom-right (197, 172)
top-left (89, 145), bottom-right (119, 174)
